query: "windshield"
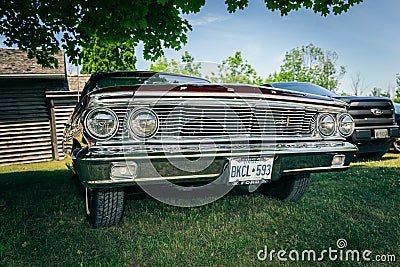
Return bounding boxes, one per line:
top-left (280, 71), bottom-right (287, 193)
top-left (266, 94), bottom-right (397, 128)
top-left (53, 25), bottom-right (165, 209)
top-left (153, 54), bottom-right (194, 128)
top-left (96, 73), bottom-right (210, 88)
top-left (268, 82), bottom-right (338, 97)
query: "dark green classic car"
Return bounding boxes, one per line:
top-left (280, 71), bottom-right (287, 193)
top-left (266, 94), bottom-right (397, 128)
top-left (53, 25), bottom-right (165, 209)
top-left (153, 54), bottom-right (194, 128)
top-left (64, 71), bottom-right (357, 227)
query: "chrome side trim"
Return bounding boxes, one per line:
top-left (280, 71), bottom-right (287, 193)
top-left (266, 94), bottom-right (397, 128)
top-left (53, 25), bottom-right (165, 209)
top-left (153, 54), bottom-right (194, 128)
top-left (79, 144), bottom-right (357, 161)
top-left (85, 165), bottom-right (349, 185)
top-left (97, 136), bottom-right (345, 145)
top-left (87, 173), bottom-right (220, 184)
top-left (283, 166), bottom-right (349, 173)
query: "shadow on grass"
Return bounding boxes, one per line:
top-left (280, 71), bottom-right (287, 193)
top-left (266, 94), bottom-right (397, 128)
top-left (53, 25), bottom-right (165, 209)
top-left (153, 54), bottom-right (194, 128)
top-left (0, 169), bottom-right (83, 199)
top-left (0, 169), bottom-right (84, 225)
top-left (0, 168), bottom-right (259, 226)
top-left (352, 156), bottom-right (398, 164)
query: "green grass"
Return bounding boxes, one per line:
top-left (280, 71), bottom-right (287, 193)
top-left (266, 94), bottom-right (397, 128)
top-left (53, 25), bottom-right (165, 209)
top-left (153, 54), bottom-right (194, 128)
top-left (0, 155), bottom-right (399, 266)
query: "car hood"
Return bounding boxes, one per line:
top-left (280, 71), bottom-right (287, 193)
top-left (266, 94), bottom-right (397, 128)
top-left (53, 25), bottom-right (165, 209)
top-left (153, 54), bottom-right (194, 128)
top-left (87, 83), bottom-right (348, 107)
top-left (334, 95), bottom-right (391, 103)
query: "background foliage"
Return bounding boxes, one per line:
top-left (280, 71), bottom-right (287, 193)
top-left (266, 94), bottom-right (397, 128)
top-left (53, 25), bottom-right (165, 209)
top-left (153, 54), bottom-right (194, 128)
top-left (0, 0), bottom-right (363, 67)
top-left (394, 74), bottom-right (400, 103)
top-left (80, 36), bottom-right (136, 74)
top-left (149, 51), bottom-right (202, 77)
top-left (207, 51), bottom-right (263, 85)
top-left (265, 44), bottom-right (346, 92)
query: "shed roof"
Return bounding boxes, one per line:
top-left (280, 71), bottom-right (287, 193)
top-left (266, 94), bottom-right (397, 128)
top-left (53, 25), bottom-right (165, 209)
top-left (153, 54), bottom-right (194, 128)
top-left (67, 75), bottom-right (91, 91)
top-left (0, 48), bottom-right (65, 78)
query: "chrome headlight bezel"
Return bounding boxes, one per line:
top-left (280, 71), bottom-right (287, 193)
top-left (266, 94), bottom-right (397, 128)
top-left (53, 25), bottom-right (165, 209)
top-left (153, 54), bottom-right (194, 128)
top-left (84, 108), bottom-right (119, 140)
top-left (317, 113), bottom-right (336, 137)
top-left (127, 108), bottom-right (159, 139)
top-left (337, 113), bottom-right (355, 137)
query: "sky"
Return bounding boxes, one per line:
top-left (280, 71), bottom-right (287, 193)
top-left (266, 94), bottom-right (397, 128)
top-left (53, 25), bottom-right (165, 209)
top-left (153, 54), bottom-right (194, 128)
top-left (135, 0), bottom-right (400, 96)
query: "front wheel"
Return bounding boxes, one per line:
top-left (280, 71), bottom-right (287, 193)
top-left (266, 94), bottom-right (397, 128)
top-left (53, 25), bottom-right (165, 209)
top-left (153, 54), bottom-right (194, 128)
top-left (357, 150), bottom-right (388, 160)
top-left (393, 139), bottom-right (400, 153)
top-left (258, 174), bottom-right (310, 201)
top-left (85, 187), bottom-right (126, 228)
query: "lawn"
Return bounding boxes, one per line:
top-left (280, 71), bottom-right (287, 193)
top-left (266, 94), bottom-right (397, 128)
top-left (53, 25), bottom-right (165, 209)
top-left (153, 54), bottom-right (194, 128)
top-left (0, 154), bottom-right (399, 266)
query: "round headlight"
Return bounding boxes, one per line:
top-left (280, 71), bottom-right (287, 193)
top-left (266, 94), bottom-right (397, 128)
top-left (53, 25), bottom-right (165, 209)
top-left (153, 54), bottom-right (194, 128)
top-left (85, 108), bottom-right (118, 139)
top-left (337, 113), bottom-right (355, 137)
top-left (128, 108), bottom-right (159, 139)
top-left (318, 113), bottom-right (336, 137)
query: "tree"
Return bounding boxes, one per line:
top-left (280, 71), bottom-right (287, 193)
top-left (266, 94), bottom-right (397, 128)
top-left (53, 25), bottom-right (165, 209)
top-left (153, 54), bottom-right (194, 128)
top-left (266, 43), bottom-right (346, 92)
top-left (350, 72), bottom-right (364, 96)
top-left (207, 51), bottom-right (262, 84)
top-left (0, 0), bottom-right (363, 68)
top-left (149, 51), bottom-right (201, 77)
top-left (371, 87), bottom-right (390, 98)
top-left (394, 73), bottom-right (400, 103)
top-left (80, 35), bottom-right (136, 74)
top-left (397, 73), bottom-right (400, 90)
top-left (181, 51), bottom-right (202, 77)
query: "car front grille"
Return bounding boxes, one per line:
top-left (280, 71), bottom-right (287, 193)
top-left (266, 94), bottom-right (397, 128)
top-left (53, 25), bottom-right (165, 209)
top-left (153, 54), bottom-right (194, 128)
top-left (112, 102), bottom-right (317, 139)
top-left (348, 100), bottom-right (395, 127)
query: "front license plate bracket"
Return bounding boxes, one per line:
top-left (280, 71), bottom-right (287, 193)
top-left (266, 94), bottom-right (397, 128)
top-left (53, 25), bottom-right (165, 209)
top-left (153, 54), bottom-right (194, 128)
top-left (228, 157), bottom-right (274, 185)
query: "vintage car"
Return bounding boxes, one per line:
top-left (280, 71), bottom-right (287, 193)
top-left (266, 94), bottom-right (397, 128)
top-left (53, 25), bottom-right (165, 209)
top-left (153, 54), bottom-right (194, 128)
top-left (64, 71), bottom-right (357, 227)
top-left (262, 82), bottom-right (400, 159)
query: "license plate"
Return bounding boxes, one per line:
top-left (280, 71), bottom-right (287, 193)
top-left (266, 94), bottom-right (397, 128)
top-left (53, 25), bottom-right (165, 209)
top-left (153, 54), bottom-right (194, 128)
top-left (375, 129), bottom-right (389, 139)
top-left (228, 157), bottom-right (273, 185)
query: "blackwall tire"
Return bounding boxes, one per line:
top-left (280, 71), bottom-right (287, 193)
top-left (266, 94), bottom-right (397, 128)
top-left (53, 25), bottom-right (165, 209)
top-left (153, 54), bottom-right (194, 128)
top-left (85, 187), bottom-right (126, 228)
top-left (393, 140), bottom-right (400, 153)
top-left (357, 150), bottom-right (387, 160)
top-left (258, 173), bottom-right (310, 201)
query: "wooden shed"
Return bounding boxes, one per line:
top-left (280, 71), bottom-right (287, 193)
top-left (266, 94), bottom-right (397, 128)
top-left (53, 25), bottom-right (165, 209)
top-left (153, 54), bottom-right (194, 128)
top-left (0, 48), bottom-right (70, 166)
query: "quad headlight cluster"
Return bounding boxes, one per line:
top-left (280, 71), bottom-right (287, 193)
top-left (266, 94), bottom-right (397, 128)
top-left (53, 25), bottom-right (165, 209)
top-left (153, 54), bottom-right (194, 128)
top-left (317, 113), bottom-right (354, 138)
top-left (84, 107), bottom-right (159, 140)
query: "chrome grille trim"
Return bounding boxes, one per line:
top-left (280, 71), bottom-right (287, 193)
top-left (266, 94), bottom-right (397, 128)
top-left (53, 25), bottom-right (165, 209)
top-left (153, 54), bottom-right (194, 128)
top-left (155, 105), bottom-right (252, 136)
top-left (109, 100), bottom-right (318, 139)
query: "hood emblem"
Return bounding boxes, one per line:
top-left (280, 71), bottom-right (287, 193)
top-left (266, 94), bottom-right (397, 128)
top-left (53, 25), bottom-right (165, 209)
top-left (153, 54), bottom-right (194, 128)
top-left (370, 108), bottom-right (383, 116)
top-left (274, 116), bottom-right (291, 127)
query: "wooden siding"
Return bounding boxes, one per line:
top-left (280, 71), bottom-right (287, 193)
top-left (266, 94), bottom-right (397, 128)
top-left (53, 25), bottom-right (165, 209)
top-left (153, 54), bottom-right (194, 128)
top-left (46, 91), bottom-right (79, 159)
top-left (0, 85), bottom-right (53, 166)
top-left (0, 86), bottom-right (78, 166)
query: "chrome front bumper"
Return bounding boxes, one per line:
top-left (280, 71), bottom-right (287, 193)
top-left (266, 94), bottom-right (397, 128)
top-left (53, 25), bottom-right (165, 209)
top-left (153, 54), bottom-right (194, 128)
top-left (72, 141), bottom-right (357, 187)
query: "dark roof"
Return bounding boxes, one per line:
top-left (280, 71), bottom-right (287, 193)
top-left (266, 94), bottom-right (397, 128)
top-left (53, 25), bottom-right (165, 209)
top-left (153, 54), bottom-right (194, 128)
top-left (0, 48), bottom-right (65, 75)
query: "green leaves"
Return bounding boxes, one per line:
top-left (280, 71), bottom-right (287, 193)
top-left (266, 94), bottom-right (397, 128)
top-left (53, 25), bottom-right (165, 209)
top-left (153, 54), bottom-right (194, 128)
top-left (225, 0), bottom-right (249, 13)
top-left (80, 35), bottom-right (137, 74)
top-left (174, 0), bottom-right (205, 14)
top-left (149, 51), bottom-right (202, 77)
top-left (370, 87), bottom-right (390, 97)
top-left (395, 73), bottom-right (400, 101)
top-left (266, 44), bottom-right (346, 92)
top-left (0, 0), bottom-right (364, 68)
top-left (263, 0), bottom-right (364, 16)
top-left (207, 51), bottom-right (263, 85)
